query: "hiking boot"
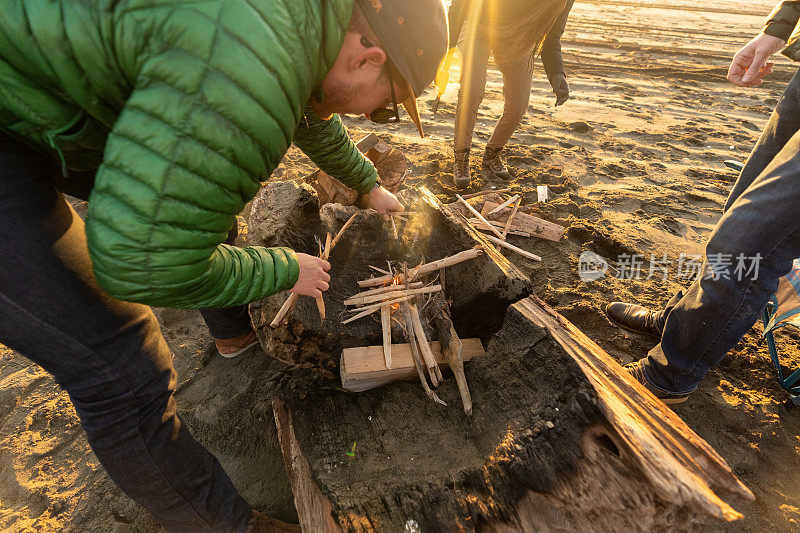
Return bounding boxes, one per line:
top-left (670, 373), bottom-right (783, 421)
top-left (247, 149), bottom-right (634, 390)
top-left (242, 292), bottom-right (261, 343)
top-left (482, 146), bottom-right (511, 180)
top-left (604, 302), bottom-right (663, 339)
top-left (245, 510), bottom-right (301, 533)
top-left (624, 360), bottom-right (690, 404)
top-left (215, 330), bottom-right (259, 359)
top-left (453, 148), bottom-right (471, 188)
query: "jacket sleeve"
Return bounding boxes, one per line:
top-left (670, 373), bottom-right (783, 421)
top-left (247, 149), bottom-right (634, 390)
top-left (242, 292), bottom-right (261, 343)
top-left (540, 0), bottom-right (575, 83)
top-left (292, 107), bottom-right (378, 194)
top-left (85, 48), bottom-right (301, 309)
top-left (764, 1), bottom-right (800, 41)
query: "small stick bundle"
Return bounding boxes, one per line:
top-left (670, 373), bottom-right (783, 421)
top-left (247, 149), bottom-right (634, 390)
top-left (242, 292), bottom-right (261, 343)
top-left (270, 211), bottom-right (358, 327)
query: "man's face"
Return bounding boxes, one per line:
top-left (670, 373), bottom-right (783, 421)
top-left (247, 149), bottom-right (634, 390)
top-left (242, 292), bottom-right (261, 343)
top-left (312, 32), bottom-right (409, 119)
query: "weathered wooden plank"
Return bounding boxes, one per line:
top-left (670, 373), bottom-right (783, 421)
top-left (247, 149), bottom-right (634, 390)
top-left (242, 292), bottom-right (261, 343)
top-left (481, 201), bottom-right (565, 242)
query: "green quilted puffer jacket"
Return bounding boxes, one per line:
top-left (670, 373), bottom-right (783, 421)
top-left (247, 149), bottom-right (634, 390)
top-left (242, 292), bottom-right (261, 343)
top-left (0, 0), bottom-right (378, 308)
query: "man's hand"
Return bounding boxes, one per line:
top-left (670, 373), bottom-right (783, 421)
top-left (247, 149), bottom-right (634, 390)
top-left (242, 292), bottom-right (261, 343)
top-left (727, 33), bottom-right (785, 87)
top-left (551, 72), bottom-right (569, 106)
top-left (365, 185), bottom-right (404, 215)
top-left (290, 253), bottom-right (331, 298)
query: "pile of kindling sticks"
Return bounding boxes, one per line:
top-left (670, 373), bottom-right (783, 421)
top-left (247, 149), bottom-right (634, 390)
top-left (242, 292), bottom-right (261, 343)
top-left (453, 189), bottom-right (566, 264)
top-left (345, 247), bottom-right (483, 409)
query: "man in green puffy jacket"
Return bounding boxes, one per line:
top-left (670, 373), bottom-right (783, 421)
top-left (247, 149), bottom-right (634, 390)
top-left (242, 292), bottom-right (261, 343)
top-left (0, 0), bottom-right (447, 530)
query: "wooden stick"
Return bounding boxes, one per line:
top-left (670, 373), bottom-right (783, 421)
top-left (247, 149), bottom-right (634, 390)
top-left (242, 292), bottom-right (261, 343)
top-left (330, 212), bottom-right (359, 251)
top-left (345, 285), bottom-right (442, 307)
top-left (410, 304), bottom-right (442, 384)
top-left (341, 306), bottom-right (382, 325)
top-left (486, 195), bottom-right (520, 216)
top-left (402, 306), bottom-right (446, 406)
top-left (456, 194), bottom-right (505, 240)
top-left (483, 234), bottom-right (542, 261)
top-left (431, 293), bottom-right (472, 414)
top-left (369, 265), bottom-right (390, 275)
top-left (461, 187), bottom-right (513, 200)
top-left (346, 282), bottom-right (424, 303)
top-left (314, 232), bottom-right (334, 323)
top-left (358, 248), bottom-right (483, 288)
top-left (502, 196), bottom-right (522, 239)
top-left (468, 218), bottom-right (532, 237)
top-left (381, 305), bottom-right (392, 369)
top-left (390, 215), bottom-right (398, 239)
top-left (323, 232), bottom-right (333, 260)
top-left (271, 292), bottom-right (300, 327)
top-left (346, 295), bottom-right (414, 316)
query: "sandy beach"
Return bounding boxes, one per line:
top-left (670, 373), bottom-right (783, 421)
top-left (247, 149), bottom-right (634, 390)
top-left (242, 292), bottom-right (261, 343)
top-left (1, 0), bottom-right (798, 531)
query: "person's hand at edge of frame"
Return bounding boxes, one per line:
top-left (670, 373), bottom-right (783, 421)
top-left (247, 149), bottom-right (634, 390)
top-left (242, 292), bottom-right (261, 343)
top-left (552, 72), bottom-right (570, 106)
top-left (727, 33), bottom-right (785, 87)
top-left (290, 253), bottom-right (331, 298)
top-left (365, 185), bottom-right (404, 217)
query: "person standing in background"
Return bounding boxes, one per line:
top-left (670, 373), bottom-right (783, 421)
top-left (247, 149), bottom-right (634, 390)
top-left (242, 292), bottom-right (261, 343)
top-left (448, 0), bottom-right (575, 188)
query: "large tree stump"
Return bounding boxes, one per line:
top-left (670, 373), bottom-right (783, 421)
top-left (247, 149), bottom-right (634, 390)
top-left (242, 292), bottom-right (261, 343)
top-left (248, 185), bottom-right (532, 370)
top-left (259, 189), bottom-right (752, 531)
top-left (273, 294), bottom-right (752, 531)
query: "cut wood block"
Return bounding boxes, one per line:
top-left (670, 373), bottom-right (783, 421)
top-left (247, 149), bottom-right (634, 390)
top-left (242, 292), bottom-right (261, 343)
top-left (482, 201), bottom-right (566, 242)
top-left (340, 339), bottom-right (485, 392)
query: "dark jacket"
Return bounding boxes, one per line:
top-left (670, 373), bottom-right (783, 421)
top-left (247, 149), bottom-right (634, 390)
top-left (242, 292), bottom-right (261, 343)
top-left (448, 0), bottom-right (575, 83)
top-left (764, 1), bottom-right (800, 60)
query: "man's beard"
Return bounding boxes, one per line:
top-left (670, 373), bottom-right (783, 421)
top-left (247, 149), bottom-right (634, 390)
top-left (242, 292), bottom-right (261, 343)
top-left (311, 72), bottom-right (389, 119)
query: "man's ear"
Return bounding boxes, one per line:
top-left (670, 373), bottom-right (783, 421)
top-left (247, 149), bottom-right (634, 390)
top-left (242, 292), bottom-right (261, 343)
top-left (349, 42), bottom-right (387, 72)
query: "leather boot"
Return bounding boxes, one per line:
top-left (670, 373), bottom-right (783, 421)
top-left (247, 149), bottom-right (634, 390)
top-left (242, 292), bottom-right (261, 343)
top-left (453, 148), bottom-right (471, 188)
top-left (625, 360), bottom-right (690, 404)
top-left (482, 146), bottom-right (511, 180)
top-left (604, 302), bottom-right (663, 338)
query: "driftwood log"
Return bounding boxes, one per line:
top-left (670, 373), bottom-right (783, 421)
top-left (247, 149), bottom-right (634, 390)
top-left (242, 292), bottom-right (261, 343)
top-left (268, 191), bottom-right (752, 532)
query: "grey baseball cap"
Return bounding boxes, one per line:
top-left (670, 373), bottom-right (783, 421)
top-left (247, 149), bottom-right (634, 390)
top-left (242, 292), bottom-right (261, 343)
top-left (356, 0), bottom-right (449, 137)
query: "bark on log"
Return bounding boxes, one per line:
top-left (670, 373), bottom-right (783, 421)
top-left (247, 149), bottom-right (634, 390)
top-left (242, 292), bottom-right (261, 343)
top-left (273, 295), bottom-right (751, 532)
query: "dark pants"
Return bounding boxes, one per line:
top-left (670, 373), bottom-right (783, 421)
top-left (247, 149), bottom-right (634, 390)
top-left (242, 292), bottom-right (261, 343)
top-left (642, 68), bottom-right (800, 395)
top-left (0, 134), bottom-right (252, 531)
top-left (199, 226), bottom-right (254, 341)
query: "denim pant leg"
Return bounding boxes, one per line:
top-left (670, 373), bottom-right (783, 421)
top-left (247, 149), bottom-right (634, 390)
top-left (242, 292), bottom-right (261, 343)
top-left (642, 97), bottom-right (800, 394)
top-left (650, 68), bottom-right (800, 334)
top-left (0, 137), bottom-right (251, 532)
top-left (199, 224), bottom-right (253, 340)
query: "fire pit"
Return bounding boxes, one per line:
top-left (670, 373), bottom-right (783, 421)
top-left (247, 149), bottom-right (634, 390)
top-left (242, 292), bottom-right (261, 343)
top-left (245, 182), bottom-right (751, 532)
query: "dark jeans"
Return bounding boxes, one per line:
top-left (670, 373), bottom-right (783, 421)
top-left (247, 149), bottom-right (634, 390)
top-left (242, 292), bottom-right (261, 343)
top-left (0, 134), bottom-right (252, 531)
top-left (642, 68), bottom-right (800, 395)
